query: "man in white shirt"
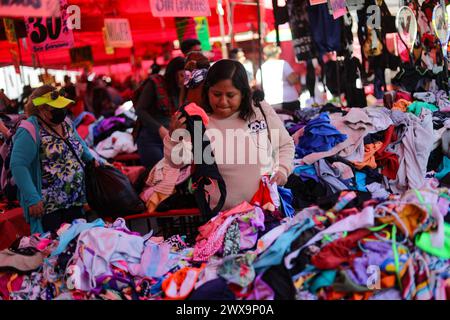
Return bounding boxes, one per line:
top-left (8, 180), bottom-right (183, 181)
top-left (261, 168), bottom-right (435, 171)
top-left (256, 44), bottom-right (300, 114)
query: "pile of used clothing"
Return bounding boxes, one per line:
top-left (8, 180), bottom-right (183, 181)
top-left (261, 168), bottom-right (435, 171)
top-left (74, 106), bottom-right (138, 161)
top-left (287, 89), bottom-right (450, 210)
top-left (0, 181), bottom-right (448, 300)
top-left (1, 84), bottom-right (450, 300)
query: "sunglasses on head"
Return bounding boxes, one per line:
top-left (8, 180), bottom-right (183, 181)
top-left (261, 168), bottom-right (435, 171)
top-left (50, 88), bottom-right (67, 100)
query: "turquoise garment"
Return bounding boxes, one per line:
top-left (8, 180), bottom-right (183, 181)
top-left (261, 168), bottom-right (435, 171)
top-left (50, 218), bottom-right (105, 257)
top-left (254, 218), bottom-right (315, 273)
top-left (309, 270), bottom-right (337, 293)
top-left (407, 101), bottom-right (439, 116)
top-left (350, 171), bottom-right (368, 192)
top-left (435, 156), bottom-right (450, 180)
top-left (293, 164), bottom-right (317, 178)
top-left (10, 116), bottom-right (94, 234)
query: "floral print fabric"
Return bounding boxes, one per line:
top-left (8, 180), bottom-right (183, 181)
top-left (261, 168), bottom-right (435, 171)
top-left (40, 122), bottom-right (85, 214)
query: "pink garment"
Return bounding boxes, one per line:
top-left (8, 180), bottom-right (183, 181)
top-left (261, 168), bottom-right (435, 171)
top-left (193, 215), bottom-right (236, 261)
top-left (390, 112), bottom-right (434, 194)
top-left (36, 239), bottom-right (52, 251)
top-left (144, 160), bottom-right (191, 195)
top-left (193, 202), bottom-right (255, 262)
top-left (184, 102), bottom-right (209, 126)
top-left (195, 201), bottom-right (254, 242)
top-left (395, 90), bottom-right (413, 102)
top-left (140, 186), bottom-right (155, 203)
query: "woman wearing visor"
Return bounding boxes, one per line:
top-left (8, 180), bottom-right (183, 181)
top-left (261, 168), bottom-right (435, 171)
top-left (11, 85), bottom-right (95, 234)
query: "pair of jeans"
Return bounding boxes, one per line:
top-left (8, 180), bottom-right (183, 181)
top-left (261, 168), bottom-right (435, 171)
top-left (136, 126), bottom-right (164, 169)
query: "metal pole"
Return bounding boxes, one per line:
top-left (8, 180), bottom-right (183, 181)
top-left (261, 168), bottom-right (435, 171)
top-left (256, 0), bottom-right (262, 73)
top-left (217, 0), bottom-right (229, 59)
top-left (272, 0), bottom-right (281, 46)
top-left (440, 0), bottom-right (449, 93)
top-left (336, 55), bottom-right (342, 107)
top-left (16, 38), bottom-right (24, 84)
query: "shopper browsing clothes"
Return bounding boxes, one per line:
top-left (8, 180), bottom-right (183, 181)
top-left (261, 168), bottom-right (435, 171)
top-left (10, 85), bottom-right (97, 234)
top-left (256, 44), bottom-right (300, 114)
top-left (135, 57), bottom-right (185, 169)
top-left (165, 59), bottom-right (295, 211)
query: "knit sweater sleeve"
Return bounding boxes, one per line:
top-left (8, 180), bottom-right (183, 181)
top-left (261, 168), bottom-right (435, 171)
top-left (10, 127), bottom-right (41, 207)
top-left (260, 101), bottom-right (295, 180)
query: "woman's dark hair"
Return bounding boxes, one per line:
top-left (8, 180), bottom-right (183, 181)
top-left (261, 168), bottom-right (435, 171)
top-left (202, 59), bottom-right (255, 121)
top-left (92, 87), bottom-right (112, 118)
top-left (164, 56), bottom-right (185, 97)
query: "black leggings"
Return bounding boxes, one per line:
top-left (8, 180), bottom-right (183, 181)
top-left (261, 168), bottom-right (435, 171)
top-left (41, 206), bottom-right (84, 232)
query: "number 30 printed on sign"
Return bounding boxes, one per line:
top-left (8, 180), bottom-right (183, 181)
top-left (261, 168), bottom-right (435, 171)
top-left (26, 0), bottom-right (75, 53)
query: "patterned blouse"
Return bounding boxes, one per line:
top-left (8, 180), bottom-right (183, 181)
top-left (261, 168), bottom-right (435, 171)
top-left (39, 121), bottom-right (86, 214)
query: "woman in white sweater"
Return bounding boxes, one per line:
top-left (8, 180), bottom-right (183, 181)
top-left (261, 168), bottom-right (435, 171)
top-left (164, 59), bottom-right (295, 211)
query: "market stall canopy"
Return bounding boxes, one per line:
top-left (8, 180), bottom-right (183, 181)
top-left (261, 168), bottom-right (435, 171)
top-left (0, 0), bottom-right (274, 69)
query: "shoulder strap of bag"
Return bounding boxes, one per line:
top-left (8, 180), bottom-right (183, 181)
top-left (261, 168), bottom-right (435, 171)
top-left (18, 121), bottom-right (37, 143)
top-left (255, 101), bottom-right (271, 143)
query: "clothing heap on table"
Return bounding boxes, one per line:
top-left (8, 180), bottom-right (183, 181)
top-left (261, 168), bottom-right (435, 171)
top-left (2, 84), bottom-right (450, 300)
top-left (74, 107), bottom-right (138, 161)
top-left (0, 182), bottom-right (448, 300)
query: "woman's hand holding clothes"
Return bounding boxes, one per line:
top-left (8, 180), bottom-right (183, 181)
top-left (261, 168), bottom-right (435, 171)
top-left (169, 112), bottom-right (187, 136)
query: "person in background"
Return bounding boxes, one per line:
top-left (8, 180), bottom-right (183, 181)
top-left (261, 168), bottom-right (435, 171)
top-left (151, 58), bottom-right (162, 75)
top-left (135, 57), bottom-right (185, 169)
top-left (180, 51), bottom-right (210, 106)
top-left (63, 75), bottom-right (77, 101)
top-left (166, 59), bottom-right (295, 211)
top-left (0, 89), bottom-right (12, 112)
top-left (18, 85), bottom-right (33, 114)
top-left (180, 38), bottom-right (202, 56)
top-left (92, 86), bottom-right (114, 118)
top-left (256, 44), bottom-right (300, 115)
top-left (10, 85), bottom-right (97, 234)
top-left (230, 48), bottom-right (255, 86)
